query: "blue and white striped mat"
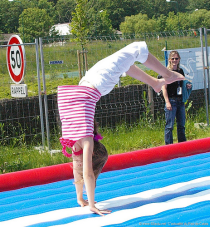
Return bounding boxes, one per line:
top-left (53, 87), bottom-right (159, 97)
top-left (0, 152), bottom-right (210, 227)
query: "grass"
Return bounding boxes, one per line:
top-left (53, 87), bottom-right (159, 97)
top-left (0, 146), bottom-right (69, 174)
top-left (0, 109), bottom-right (210, 174)
top-left (101, 117), bottom-right (210, 155)
top-left (0, 32), bottom-right (209, 174)
top-left (0, 32), bottom-right (203, 100)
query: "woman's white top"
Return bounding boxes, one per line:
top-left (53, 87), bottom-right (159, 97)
top-left (79, 41), bottom-right (149, 96)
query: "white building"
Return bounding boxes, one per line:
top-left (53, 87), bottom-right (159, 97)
top-left (50, 23), bottom-right (71, 36)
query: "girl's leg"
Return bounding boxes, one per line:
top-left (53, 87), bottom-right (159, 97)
top-left (126, 65), bottom-right (167, 93)
top-left (143, 53), bottom-right (185, 83)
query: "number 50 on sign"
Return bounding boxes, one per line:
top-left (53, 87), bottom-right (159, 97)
top-left (6, 35), bottom-right (26, 84)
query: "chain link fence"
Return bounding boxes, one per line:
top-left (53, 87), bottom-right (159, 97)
top-left (0, 28), bottom-right (209, 148)
top-left (0, 39), bottom-right (44, 145)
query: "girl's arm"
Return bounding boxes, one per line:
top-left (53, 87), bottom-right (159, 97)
top-left (81, 137), bottom-right (111, 216)
top-left (82, 137), bottom-right (96, 209)
top-left (73, 156), bottom-right (89, 207)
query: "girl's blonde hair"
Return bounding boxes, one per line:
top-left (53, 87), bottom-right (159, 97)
top-left (167, 50), bottom-right (181, 70)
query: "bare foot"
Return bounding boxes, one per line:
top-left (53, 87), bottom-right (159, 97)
top-left (78, 198), bottom-right (89, 207)
top-left (153, 78), bottom-right (166, 93)
top-left (78, 199), bottom-right (97, 207)
top-left (164, 71), bottom-right (185, 84)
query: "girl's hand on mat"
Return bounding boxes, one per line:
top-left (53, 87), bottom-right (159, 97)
top-left (90, 206), bottom-right (111, 216)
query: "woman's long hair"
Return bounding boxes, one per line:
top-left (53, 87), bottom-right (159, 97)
top-left (167, 50), bottom-right (181, 70)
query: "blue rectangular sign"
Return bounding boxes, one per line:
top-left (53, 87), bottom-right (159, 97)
top-left (49, 60), bottom-right (63, 65)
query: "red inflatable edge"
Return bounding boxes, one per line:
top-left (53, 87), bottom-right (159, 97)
top-left (0, 137), bottom-right (210, 192)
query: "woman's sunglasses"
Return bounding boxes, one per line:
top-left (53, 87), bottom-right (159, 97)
top-left (171, 58), bottom-right (179, 60)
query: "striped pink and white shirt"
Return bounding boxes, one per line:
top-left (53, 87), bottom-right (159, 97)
top-left (57, 85), bottom-right (101, 141)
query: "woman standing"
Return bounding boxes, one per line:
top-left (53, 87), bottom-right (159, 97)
top-left (161, 51), bottom-right (192, 144)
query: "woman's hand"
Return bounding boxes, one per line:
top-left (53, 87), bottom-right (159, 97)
top-left (186, 83), bottom-right (192, 89)
top-left (90, 206), bottom-right (112, 216)
top-left (166, 101), bottom-right (172, 111)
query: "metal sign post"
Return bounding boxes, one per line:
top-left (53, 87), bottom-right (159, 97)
top-left (200, 27), bottom-right (209, 126)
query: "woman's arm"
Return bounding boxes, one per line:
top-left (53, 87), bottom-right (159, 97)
top-left (162, 84), bottom-right (172, 111)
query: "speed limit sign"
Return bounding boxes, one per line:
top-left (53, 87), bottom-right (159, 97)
top-left (6, 35), bottom-right (26, 84)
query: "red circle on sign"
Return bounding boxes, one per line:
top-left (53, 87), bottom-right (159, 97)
top-left (6, 35), bottom-right (25, 84)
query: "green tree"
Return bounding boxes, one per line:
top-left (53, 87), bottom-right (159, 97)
top-left (155, 14), bottom-right (167, 32)
top-left (1, 0), bottom-right (55, 35)
top-left (88, 9), bottom-right (114, 38)
top-left (0, 0), bottom-right (22, 33)
top-left (188, 0), bottom-right (210, 11)
top-left (165, 12), bottom-right (179, 32)
top-left (134, 16), bottom-right (156, 34)
top-left (106, 0), bottom-right (149, 30)
top-left (70, 0), bottom-right (89, 49)
top-left (97, 10), bottom-right (114, 37)
top-left (55, 0), bottom-right (76, 23)
top-left (19, 8), bottom-right (54, 42)
top-left (2, 0), bottom-right (210, 37)
top-left (87, 0), bottom-right (149, 30)
top-left (38, 0), bottom-right (56, 20)
top-left (48, 0), bottom-right (58, 5)
top-left (20, 0), bottom-right (37, 8)
top-left (119, 15), bottom-right (137, 35)
top-left (120, 13), bottom-right (157, 35)
top-left (164, 0), bottom-right (189, 14)
top-left (190, 9), bottom-right (210, 29)
top-left (146, 0), bottom-right (170, 19)
top-left (178, 13), bottom-right (191, 30)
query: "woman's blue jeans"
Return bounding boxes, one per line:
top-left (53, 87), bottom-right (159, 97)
top-left (164, 97), bottom-right (186, 145)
